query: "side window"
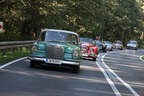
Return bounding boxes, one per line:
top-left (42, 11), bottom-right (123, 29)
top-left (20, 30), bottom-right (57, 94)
top-left (72, 35), bottom-right (78, 45)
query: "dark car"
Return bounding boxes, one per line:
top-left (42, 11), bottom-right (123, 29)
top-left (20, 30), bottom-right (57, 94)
top-left (104, 41), bottom-right (113, 51)
top-left (95, 40), bottom-right (107, 52)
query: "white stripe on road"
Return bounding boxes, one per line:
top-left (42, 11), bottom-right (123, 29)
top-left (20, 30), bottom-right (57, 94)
top-left (107, 51), bottom-right (140, 57)
top-left (96, 56), bottom-right (121, 96)
top-left (102, 54), bottom-right (140, 96)
top-left (139, 56), bottom-right (144, 62)
top-left (0, 57), bottom-right (27, 69)
top-left (118, 53), bottom-right (140, 57)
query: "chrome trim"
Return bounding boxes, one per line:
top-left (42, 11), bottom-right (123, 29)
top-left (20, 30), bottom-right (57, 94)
top-left (28, 57), bottom-right (80, 65)
top-left (62, 61), bottom-right (80, 65)
top-left (28, 57), bottom-right (45, 61)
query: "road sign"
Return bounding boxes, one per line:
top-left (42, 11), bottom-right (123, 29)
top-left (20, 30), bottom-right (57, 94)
top-left (0, 22), bottom-right (3, 32)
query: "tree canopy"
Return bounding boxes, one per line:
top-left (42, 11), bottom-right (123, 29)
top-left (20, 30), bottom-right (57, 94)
top-left (0, 0), bottom-right (144, 44)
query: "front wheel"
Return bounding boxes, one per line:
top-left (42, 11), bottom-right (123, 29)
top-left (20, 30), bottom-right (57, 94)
top-left (72, 65), bottom-right (80, 73)
top-left (93, 57), bottom-right (96, 61)
top-left (30, 60), bottom-right (41, 68)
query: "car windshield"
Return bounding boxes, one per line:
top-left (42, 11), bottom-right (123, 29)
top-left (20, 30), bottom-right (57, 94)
top-left (80, 38), bottom-right (93, 44)
top-left (104, 41), bottom-right (112, 44)
top-left (116, 41), bottom-right (122, 44)
top-left (40, 31), bottom-right (78, 45)
top-left (129, 41), bottom-right (136, 44)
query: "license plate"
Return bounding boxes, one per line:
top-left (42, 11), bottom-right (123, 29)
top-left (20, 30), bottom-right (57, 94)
top-left (45, 59), bottom-right (61, 64)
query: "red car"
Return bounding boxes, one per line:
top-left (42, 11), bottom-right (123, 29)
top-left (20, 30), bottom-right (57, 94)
top-left (80, 38), bottom-right (99, 61)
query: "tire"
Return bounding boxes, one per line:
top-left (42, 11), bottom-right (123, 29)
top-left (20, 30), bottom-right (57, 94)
top-left (93, 57), bottom-right (96, 61)
top-left (103, 49), bottom-right (107, 52)
top-left (30, 60), bottom-right (40, 68)
top-left (72, 65), bottom-right (80, 73)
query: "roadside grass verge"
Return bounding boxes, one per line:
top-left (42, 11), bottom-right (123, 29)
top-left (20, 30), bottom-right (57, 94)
top-left (142, 56), bottom-right (144, 60)
top-left (0, 48), bottom-right (30, 65)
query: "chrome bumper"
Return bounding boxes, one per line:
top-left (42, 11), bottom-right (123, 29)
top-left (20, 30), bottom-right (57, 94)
top-left (28, 57), bottom-right (80, 65)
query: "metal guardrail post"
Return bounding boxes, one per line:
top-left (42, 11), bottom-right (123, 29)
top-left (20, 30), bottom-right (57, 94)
top-left (1, 49), bottom-right (6, 56)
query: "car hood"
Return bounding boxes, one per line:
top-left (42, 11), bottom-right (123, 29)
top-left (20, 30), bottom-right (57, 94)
top-left (105, 43), bottom-right (112, 46)
top-left (127, 44), bottom-right (136, 47)
top-left (115, 44), bottom-right (122, 46)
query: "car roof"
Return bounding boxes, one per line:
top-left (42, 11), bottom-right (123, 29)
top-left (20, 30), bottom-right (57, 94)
top-left (42, 29), bottom-right (79, 36)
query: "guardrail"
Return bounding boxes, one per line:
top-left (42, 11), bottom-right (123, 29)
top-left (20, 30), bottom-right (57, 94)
top-left (0, 41), bottom-right (34, 56)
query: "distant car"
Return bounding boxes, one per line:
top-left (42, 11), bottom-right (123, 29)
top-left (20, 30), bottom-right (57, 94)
top-left (95, 40), bottom-right (107, 52)
top-left (29, 29), bottom-right (81, 72)
top-left (104, 41), bottom-right (113, 51)
top-left (126, 40), bottom-right (138, 50)
top-left (80, 38), bottom-right (98, 61)
top-left (113, 41), bottom-right (123, 50)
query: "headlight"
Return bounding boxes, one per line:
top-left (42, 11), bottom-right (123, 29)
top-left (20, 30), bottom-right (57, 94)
top-left (32, 45), bottom-right (38, 52)
top-left (73, 50), bottom-right (79, 58)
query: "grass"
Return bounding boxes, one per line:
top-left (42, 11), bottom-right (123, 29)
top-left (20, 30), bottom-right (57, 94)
top-left (0, 48), bottom-right (30, 65)
top-left (142, 56), bottom-right (144, 60)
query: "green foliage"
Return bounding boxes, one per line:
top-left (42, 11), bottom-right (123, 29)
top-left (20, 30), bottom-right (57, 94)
top-left (0, 0), bottom-right (144, 44)
top-left (142, 56), bottom-right (144, 60)
top-left (138, 39), bottom-right (144, 48)
top-left (0, 47), bottom-right (30, 64)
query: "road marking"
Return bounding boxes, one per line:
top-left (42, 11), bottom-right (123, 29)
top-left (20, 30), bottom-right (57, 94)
top-left (96, 55), bottom-right (121, 96)
top-left (108, 51), bottom-right (140, 57)
top-left (102, 54), bottom-right (140, 96)
top-left (96, 62), bottom-right (121, 96)
top-left (107, 50), bottom-right (140, 57)
top-left (118, 53), bottom-right (139, 57)
top-left (0, 57), bottom-right (27, 69)
top-left (139, 56), bottom-right (144, 62)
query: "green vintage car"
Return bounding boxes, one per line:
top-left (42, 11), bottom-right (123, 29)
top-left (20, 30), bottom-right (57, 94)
top-left (29, 29), bottom-right (81, 72)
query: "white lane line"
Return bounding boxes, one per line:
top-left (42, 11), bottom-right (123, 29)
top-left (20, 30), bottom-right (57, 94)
top-left (96, 62), bottom-right (121, 96)
top-left (0, 57), bottom-right (27, 69)
top-left (96, 55), bottom-right (121, 96)
top-left (139, 56), bottom-right (144, 62)
top-left (108, 51), bottom-right (140, 57)
top-left (118, 53), bottom-right (140, 57)
top-left (102, 54), bottom-right (140, 96)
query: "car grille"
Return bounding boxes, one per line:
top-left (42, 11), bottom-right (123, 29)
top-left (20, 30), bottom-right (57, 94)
top-left (46, 45), bottom-right (64, 59)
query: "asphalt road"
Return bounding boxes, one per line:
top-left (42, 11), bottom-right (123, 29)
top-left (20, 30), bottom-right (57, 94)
top-left (102, 49), bottom-right (144, 96)
top-left (0, 49), bottom-right (143, 96)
